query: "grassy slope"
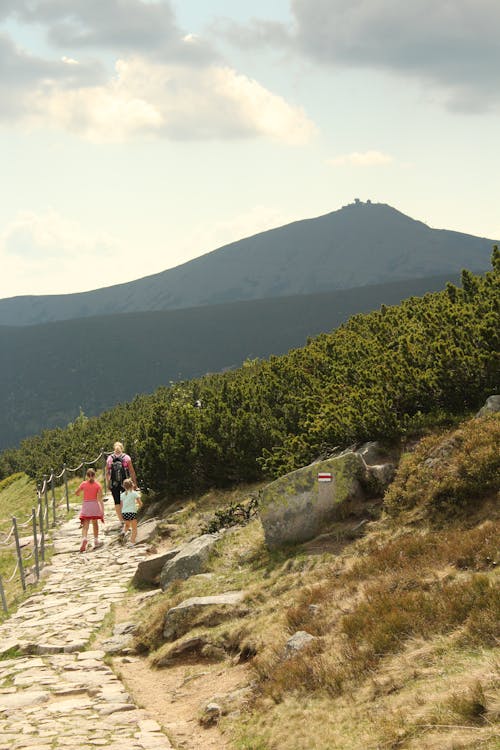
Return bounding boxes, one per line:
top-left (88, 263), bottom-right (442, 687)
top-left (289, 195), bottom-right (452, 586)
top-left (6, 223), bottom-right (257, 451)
top-left (133, 413), bottom-right (500, 750)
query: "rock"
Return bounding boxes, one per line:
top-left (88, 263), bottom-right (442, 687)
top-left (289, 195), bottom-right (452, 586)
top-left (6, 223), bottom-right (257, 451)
top-left (135, 519), bottom-right (160, 545)
top-left (101, 634), bottom-right (134, 655)
top-left (0, 690), bottom-right (50, 711)
top-left (132, 548), bottom-right (182, 588)
top-left (163, 591), bottom-right (246, 640)
top-left (200, 686), bottom-right (253, 725)
top-left (199, 702), bottom-right (222, 726)
top-left (259, 452), bottom-right (366, 549)
top-left (155, 637), bottom-right (208, 666)
top-left (285, 631), bottom-right (317, 658)
top-left (476, 394), bottom-right (500, 417)
top-left (0, 639), bottom-right (20, 657)
top-left (159, 534), bottom-right (220, 590)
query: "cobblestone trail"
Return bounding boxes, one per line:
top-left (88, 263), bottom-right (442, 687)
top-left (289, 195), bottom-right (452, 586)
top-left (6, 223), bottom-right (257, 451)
top-left (0, 505), bottom-right (173, 749)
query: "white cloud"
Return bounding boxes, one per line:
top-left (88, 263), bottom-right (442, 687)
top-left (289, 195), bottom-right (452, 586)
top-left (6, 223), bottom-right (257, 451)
top-left (26, 56), bottom-right (317, 143)
top-left (327, 151), bottom-right (393, 167)
top-left (1, 209), bottom-right (118, 259)
top-left (0, 209), bottom-right (123, 297)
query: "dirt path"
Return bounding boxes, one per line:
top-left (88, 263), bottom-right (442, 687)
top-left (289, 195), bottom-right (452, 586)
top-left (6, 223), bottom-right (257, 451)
top-left (114, 655), bottom-right (249, 749)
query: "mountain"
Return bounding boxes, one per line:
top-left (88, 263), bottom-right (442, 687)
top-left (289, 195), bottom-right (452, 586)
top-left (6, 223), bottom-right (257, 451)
top-left (0, 201), bottom-right (495, 326)
top-left (0, 273), bottom-right (460, 450)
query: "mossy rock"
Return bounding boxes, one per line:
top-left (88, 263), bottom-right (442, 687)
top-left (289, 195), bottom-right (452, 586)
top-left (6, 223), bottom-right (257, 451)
top-left (259, 452), bottom-right (366, 550)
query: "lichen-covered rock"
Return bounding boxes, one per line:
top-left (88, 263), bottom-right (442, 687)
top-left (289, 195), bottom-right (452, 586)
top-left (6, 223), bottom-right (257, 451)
top-left (259, 452), bottom-right (366, 549)
top-left (476, 394), bottom-right (500, 417)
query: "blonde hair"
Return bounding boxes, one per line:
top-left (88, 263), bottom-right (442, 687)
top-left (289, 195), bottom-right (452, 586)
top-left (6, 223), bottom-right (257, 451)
top-left (123, 478), bottom-right (134, 491)
top-left (86, 468), bottom-right (96, 483)
top-left (114, 441), bottom-right (124, 453)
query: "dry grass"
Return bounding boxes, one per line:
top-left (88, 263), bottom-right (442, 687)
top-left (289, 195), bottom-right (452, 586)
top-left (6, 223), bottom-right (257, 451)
top-left (131, 415), bottom-right (500, 749)
top-left (384, 413), bottom-right (500, 519)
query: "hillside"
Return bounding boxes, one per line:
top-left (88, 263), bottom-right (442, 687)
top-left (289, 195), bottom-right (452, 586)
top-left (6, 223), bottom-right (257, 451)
top-left (119, 410), bottom-right (498, 750)
top-left (0, 273), bottom-right (459, 450)
top-left (0, 410), bottom-right (497, 750)
top-left (1, 255), bottom-right (497, 499)
top-left (0, 201), bottom-right (495, 326)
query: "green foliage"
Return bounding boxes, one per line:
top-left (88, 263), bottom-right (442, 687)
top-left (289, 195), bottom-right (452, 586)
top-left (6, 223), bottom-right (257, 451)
top-left (0, 472), bottom-right (25, 493)
top-left (0, 253), bottom-right (498, 500)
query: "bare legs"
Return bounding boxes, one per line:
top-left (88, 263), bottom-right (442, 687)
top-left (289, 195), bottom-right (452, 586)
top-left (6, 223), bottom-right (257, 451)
top-left (80, 519), bottom-right (101, 551)
top-left (123, 518), bottom-right (138, 545)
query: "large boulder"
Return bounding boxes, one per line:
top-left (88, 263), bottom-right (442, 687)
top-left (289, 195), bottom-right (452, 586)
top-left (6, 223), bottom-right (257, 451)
top-left (260, 452), bottom-right (367, 550)
top-left (159, 533), bottom-right (220, 590)
top-left (476, 395), bottom-right (500, 417)
top-left (163, 591), bottom-right (246, 641)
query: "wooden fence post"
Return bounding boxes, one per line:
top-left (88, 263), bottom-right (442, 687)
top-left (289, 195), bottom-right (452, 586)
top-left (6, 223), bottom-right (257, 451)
top-left (32, 507), bottom-right (40, 581)
top-left (39, 499), bottom-right (45, 564)
top-left (12, 517), bottom-right (26, 592)
top-left (43, 476), bottom-right (49, 526)
top-left (63, 464), bottom-right (69, 511)
top-left (102, 452), bottom-right (107, 493)
top-left (50, 471), bottom-right (56, 527)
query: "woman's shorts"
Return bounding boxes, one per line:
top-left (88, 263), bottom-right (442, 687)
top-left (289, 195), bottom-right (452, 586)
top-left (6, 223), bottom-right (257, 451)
top-left (122, 512), bottom-right (137, 521)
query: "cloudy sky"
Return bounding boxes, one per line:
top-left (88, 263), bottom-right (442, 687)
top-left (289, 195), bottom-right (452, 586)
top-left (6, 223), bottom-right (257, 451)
top-left (1, 0), bottom-right (499, 299)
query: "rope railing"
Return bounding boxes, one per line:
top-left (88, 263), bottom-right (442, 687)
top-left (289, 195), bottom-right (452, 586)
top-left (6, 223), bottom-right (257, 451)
top-left (5, 561), bottom-right (20, 583)
top-left (0, 524), bottom-right (15, 546)
top-left (16, 514), bottom-right (35, 528)
top-left (0, 447), bottom-right (111, 615)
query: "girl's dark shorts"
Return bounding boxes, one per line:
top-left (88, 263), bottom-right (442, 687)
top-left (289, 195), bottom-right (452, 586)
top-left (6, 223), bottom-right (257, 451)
top-left (122, 512), bottom-right (137, 521)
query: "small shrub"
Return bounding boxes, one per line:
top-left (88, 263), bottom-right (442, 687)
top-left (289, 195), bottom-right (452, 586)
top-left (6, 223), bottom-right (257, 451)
top-left (202, 494), bottom-right (260, 534)
top-left (0, 472), bottom-right (25, 493)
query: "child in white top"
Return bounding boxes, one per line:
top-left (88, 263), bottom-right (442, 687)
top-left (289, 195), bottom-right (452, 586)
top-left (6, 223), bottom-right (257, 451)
top-left (120, 478), bottom-right (143, 547)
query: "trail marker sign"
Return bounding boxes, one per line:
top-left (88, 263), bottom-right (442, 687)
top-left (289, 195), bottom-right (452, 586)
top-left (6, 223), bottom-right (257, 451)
top-left (318, 472), bottom-right (332, 483)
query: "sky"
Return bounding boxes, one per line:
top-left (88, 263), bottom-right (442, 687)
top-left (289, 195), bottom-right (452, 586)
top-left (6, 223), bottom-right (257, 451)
top-left (1, 0), bottom-right (499, 299)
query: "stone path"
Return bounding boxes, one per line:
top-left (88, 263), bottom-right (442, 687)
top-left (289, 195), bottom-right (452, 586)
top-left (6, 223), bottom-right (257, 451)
top-left (0, 503), bottom-right (173, 749)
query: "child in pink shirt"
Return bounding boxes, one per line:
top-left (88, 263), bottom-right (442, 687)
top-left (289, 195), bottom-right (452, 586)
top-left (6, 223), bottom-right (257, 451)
top-left (75, 468), bottom-right (104, 552)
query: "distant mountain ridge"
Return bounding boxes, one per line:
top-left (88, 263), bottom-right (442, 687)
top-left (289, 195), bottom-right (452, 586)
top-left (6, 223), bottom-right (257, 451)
top-left (0, 273), bottom-right (460, 449)
top-left (0, 201), bottom-right (495, 326)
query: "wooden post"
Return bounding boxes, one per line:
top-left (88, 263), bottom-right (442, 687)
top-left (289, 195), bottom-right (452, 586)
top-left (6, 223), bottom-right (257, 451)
top-left (43, 475), bottom-right (49, 527)
top-left (32, 507), bottom-right (40, 581)
top-left (64, 464), bottom-right (69, 511)
top-left (0, 575), bottom-right (7, 615)
top-left (102, 452), bottom-right (107, 493)
top-left (39, 499), bottom-right (45, 564)
top-left (51, 472), bottom-right (56, 527)
top-left (12, 517), bottom-right (26, 591)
